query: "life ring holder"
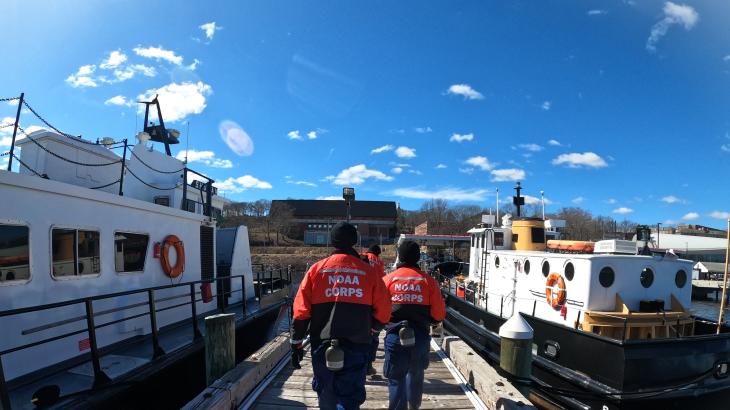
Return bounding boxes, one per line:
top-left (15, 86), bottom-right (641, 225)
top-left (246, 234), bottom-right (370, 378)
top-left (161, 235), bottom-right (185, 278)
top-left (545, 272), bottom-right (566, 309)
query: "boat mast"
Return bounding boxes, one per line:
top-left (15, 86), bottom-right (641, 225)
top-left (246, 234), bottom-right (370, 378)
top-left (717, 218), bottom-right (730, 334)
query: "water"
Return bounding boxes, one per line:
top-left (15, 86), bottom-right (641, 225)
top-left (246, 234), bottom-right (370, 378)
top-left (690, 300), bottom-right (728, 322)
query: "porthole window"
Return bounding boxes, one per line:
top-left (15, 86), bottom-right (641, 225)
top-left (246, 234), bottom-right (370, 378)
top-left (640, 267), bottom-right (654, 288)
top-left (565, 262), bottom-right (575, 281)
top-left (599, 267), bottom-right (615, 288)
top-left (675, 269), bottom-right (687, 288)
top-left (542, 260), bottom-right (550, 277)
top-left (495, 256), bottom-right (500, 268)
top-left (524, 259), bottom-right (531, 275)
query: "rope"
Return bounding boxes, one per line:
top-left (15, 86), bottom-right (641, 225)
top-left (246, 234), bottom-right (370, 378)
top-left (0, 97), bottom-right (19, 102)
top-left (11, 154), bottom-right (43, 177)
top-left (129, 149), bottom-right (184, 174)
top-left (90, 179), bottom-right (121, 190)
top-left (22, 100), bottom-right (85, 141)
top-left (0, 123), bottom-right (15, 129)
top-left (18, 127), bottom-right (122, 167)
top-left (124, 165), bottom-right (181, 191)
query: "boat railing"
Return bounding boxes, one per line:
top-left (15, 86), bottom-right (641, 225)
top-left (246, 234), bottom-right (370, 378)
top-left (0, 268), bottom-right (292, 410)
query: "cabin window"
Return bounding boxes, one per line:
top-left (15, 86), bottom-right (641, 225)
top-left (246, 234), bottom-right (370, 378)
top-left (115, 232), bottom-right (149, 273)
top-left (494, 232), bottom-right (504, 247)
top-left (675, 269), bottom-right (687, 288)
top-left (512, 234), bottom-right (519, 243)
top-left (640, 267), bottom-right (654, 288)
top-left (494, 256), bottom-right (500, 268)
top-left (564, 262), bottom-right (575, 281)
top-left (531, 227), bottom-right (545, 243)
top-left (542, 260), bottom-right (550, 277)
top-left (0, 224), bottom-right (30, 282)
top-left (154, 196), bottom-right (170, 207)
top-left (599, 267), bottom-right (615, 287)
top-left (52, 229), bottom-right (101, 278)
top-left (524, 259), bottom-right (531, 275)
top-left (183, 199), bottom-right (196, 213)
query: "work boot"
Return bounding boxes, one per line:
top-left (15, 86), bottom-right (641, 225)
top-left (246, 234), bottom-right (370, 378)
top-left (367, 364), bottom-right (377, 376)
top-left (408, 404), bottom-right (419, 410)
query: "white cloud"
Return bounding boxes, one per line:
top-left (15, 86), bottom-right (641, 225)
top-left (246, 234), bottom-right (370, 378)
top-left (721, 144), bottom-right (730, 152)
top-left (219, 120), bottom-right (254, 157)
top-left (547, 139), bottom-right (562, 146)
top-left (215, 175), bottom-right (272, 193)
top-left (395, 146), bottom-right (416, 158)
top-left (137, 81), bottom-right (212, 122)
top-left (464, 156), bottom-right (494, 171)
top-left (613, 207), bottom-right (634, 215)
top-left (199, 22), bottom-right (222, 40)
top-left (287, 130), bottom-right (302, 140)
top-left (490, 168), bottom-right (525, 182)
top-left (100, 50), bottom-right (127, 69)
top-left (606, 198), bottom-right (617, 204)
top-left (307, 131), bottom-right (318, 140)
top-left (523, 195), bottom-right (552, 205)
top-left (392, 187), bottom-right (488, 201)
top-left (391, 167), bottom-right (403, 174)
top-left (646, 2), bottom-right (699, 52)
top-left (435, 164), bottom-right (447, 169)
top-left (316, 196), bottom-right (343, 200)
top-left (572, 196), bottom-right (585, 204)
top-left (446, 84), bottom-right (484, 100)
top-left (371, 144), bottom-right (394, 154)
top-left (66, 64), bottom-right (97, 87)
top-left (710, 211), bottom-right (730, 220)
top-left (450, 133), bottom-right (474, 143)
top-left (682, 212), bottom-right (699, 221)
top-left (414, 126), bottom-right (432, 134)
top-left (661, 195), bottom-right (682, 204)
top-left (552, 152), bottom-right (608, 168)
top-left (287, 180), bottom-right (317, 187)
top-left (724, 55), bottom-right (730, 62)
top-left (518, 143), bottom-right (543, 152)
top-left (1, 136), bottom-right (12, 147)
top-left (104, 95), bottom-right (132, 107)
top-left (541, 101), bottom-right (552, 111)
top-left (587, 9), bottom-right (606, 15)
top-left (325, 164), bottom-right (393, 185)
top-left (408, 169), bottom-right (423, 175)
top-left (133, 46), bottom-right (183, 65)
top-left (175, 149), bottom-right (233, 168)
top-left (459, 168), bottom-right (475, 175)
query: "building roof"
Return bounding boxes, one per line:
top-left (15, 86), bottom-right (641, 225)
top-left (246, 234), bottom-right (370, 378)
top-left (694, 262), bottom-right (728, 273)
top-left (651, 233), bottom-right (728, 252)
top-left (273, 199), bottom-right (397, 219)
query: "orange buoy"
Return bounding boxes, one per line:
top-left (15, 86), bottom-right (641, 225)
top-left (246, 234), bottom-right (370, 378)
top-left (545, 272), bottom-right (566, 309)
top-left (160, 235), bottom-right (185, 278)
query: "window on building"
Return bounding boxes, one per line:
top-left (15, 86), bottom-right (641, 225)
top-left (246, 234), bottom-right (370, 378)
top-left (183, 199), bottom-right (196, 213)
top-left (0, 224), bottom-right (30, 282)
top-left (115, 232), bottom-right (149, 273)
top-left (154, 196), bottom-right (170, 207)
top-left (52, 229), bottom-right (100, 277)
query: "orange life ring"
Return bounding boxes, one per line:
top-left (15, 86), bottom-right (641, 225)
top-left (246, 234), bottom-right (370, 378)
top-left (161, 235), bottom-right (185, 278)
top-left (545, 272), bottom-right (566, 309)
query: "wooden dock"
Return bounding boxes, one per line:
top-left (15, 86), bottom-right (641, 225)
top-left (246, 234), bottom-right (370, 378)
top-left (249, 335), bottom-right (482, 409)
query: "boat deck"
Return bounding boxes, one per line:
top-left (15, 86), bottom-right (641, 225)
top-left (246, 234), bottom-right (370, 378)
top-left (250, 334), bottom-right (480, 409)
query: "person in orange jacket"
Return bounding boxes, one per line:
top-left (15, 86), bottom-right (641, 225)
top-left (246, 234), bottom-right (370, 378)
top-left (361, 244), bottom-right (386, 375)
top-left (382, 240), bottom-right (446, 410)
top-left (291, 222), bottom-right (392, 410)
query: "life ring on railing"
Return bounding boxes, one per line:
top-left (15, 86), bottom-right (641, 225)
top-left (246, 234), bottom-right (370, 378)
top-left (160, 235), bottom-right (185, 278)
top-left (545, 272), bottom-right (566, 309)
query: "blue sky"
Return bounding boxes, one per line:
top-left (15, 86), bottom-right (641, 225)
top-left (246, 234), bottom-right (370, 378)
top-left (2, 0), bottom-right (730, 228)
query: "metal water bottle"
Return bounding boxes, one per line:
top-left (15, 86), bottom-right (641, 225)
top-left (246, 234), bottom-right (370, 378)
top-left (399, 321), bottom-right (415, 347)
top-left (325, 339), bottom-right (344, 371)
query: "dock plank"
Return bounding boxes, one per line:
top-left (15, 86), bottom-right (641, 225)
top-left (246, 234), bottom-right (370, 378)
top-left (250, 336), bottom-right (477, 410)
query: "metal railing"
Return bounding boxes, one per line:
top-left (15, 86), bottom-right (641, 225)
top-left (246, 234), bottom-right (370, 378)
top-left (0, 270), bottom-right (289, 410)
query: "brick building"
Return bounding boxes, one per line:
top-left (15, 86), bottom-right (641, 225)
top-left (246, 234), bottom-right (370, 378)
top-left (272, 199), bottom-right (398, 246)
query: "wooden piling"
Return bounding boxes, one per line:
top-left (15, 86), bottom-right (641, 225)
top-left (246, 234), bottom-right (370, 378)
top-left (205, 313), bottom-right (236, 384)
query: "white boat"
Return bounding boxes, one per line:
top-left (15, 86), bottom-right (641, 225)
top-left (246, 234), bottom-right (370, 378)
top-left (0, 99), bottom-right (287, 409)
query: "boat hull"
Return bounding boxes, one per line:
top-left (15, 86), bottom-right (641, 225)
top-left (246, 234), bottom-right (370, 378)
top-left (443, 292), bottom-right (730, 410)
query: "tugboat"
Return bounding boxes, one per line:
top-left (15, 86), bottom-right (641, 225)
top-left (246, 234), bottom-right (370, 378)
top-left (0, 96), bottom-right (289, 409)
top-left (443, 183), bottom-right (730, 409)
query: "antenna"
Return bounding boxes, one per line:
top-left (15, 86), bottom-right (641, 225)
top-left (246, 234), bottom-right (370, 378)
top-left (496, 188), bottom-right (500, 226)
top-left (185, 121), bottom-right (190, 164)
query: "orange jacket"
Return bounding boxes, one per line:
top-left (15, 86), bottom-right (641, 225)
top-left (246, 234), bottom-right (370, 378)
top-left (363, 251), bottom-right (385, 277)
top-left (383, 266), bottom-right (446, 330)
top-left (292, 252), bottom-right (392, 345)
